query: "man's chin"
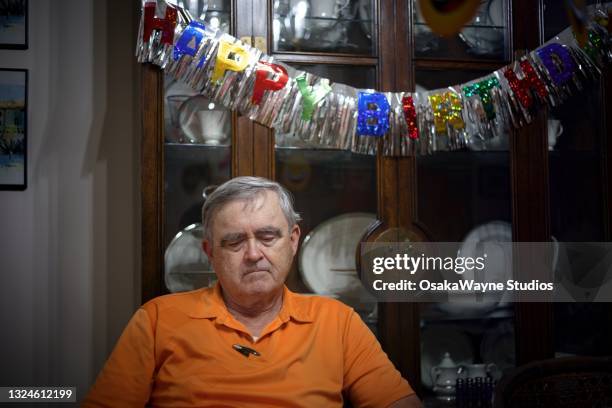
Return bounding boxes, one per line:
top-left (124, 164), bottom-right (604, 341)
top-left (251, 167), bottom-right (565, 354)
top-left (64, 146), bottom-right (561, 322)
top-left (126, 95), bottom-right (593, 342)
top-left (242, 270), bottom-right (271, 282)
top-left (241, 273), bottom-right (280, 293)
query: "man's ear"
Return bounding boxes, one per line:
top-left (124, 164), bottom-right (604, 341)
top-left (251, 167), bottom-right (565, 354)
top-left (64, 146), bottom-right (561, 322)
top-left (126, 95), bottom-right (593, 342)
top-left (289, 224), bottom-right (301, 255)
top-left (202, 239), bottom-right (213, 259)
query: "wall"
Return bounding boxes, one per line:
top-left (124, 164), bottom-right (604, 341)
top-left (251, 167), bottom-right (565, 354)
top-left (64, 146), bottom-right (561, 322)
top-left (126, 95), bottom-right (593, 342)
top-left (0, 0), bottom-right (140, 400)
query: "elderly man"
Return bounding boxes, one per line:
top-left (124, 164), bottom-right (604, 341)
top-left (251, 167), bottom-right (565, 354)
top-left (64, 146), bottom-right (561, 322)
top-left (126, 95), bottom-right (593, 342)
top-left (84, 177), bottom-right (420, 407)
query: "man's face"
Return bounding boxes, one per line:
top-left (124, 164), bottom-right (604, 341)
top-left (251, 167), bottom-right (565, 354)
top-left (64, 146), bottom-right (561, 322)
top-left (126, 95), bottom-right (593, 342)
top-left (202, 190), bottom-right (300, 304)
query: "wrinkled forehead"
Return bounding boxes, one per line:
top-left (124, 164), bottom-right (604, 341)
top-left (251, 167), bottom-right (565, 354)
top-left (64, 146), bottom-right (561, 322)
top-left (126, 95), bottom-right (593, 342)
top-left (211, 190), bottom-right (288, 231)
top-left (234, 190), bottom-right (273, 213)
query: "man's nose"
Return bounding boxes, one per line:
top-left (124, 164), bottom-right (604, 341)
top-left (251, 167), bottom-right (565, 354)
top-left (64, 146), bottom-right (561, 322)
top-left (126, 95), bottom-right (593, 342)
top-left (244, 238), bottom-right (264, 262)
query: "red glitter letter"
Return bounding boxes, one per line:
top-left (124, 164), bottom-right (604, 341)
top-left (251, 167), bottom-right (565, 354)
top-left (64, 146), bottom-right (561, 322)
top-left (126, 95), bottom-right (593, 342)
top-left (252, 62), bottom-right (288, 105)
top-left (402, 95), bottom-right (419, 140)
top-left (504, 60), bottom-right (548, 109)
top-left (143, 2), bottom-right (178, 45)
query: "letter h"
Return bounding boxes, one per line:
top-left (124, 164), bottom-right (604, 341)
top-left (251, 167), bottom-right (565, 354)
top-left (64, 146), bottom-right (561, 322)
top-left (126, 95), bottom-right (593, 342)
top-left (143, 1), bottom-right (178, 45)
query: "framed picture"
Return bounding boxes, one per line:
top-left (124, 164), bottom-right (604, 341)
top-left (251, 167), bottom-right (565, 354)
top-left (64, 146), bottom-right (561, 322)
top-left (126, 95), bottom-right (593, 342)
top-left (0, 68), bottom-right (27, 190)
top-left (0, 0), bottom-right (28, 49)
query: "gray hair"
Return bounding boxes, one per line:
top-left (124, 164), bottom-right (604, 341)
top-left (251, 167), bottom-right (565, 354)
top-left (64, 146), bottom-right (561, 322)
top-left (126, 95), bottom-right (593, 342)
top-left (201, 176), bottom-right (301, 242)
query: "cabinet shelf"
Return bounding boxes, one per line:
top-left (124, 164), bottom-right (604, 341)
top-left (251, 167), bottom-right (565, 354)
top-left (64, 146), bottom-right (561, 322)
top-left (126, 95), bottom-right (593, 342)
top-left (202, 9), bottom-right (230, 14)
top-left (165, 142), bottom-right (230, 149)
top-left (274, 14), bottom-right (373, 23)
top-left (414, 21), bottom-right (505, 30)
top-left (421, 304), bottom-right (514, 323)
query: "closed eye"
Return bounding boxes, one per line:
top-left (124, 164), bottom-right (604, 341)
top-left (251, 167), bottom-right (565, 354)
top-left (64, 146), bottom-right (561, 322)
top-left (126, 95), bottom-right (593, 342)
top-left (226, 240), bottom-right (244, 249)
top-left (255, 229), bottom-right (282, 246)
top-left (258, 234), bottom-right (278, 245)
top-left (219, 228), bottom-right (282, 250)
top-left (220, 234), bottom-right (247, 250)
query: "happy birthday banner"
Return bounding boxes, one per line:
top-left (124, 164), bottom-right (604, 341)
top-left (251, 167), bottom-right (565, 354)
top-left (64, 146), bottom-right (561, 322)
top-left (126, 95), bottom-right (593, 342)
top-left (136, 0), bottom-right (611, 156)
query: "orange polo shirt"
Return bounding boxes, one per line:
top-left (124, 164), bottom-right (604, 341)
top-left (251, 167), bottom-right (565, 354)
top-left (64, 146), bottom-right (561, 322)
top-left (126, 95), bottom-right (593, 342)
top-left (83, 284), bottom-right (414, 407)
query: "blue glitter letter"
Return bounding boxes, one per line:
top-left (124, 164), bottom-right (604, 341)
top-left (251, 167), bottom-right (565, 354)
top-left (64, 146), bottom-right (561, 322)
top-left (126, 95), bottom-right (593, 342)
top-left (173, 21), bottom-right (207, 61)
top-left (357, 92), bottom-right (390, 137)
top-left (536, 43), bottom-right (576, 86)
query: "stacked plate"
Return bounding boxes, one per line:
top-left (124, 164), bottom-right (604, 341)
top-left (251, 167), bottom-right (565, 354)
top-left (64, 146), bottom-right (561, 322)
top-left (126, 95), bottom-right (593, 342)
top-left (437, 221), bottom-right (512, 316)
top-left (299, 212), bottom-right (377, 314)
top-left (165, 223), bottom-right (217, 293)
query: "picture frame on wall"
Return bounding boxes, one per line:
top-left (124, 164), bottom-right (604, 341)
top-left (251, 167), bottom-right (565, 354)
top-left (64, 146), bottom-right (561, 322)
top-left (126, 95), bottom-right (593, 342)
top-left (0, 0), bottom-right (28, 50)
top-left (0, 68), bottom-right (27, 191)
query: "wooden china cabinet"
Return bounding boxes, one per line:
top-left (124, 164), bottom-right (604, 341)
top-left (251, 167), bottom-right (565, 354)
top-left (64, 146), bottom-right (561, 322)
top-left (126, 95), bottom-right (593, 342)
top-left (141, 0), bottom-right (612, 402)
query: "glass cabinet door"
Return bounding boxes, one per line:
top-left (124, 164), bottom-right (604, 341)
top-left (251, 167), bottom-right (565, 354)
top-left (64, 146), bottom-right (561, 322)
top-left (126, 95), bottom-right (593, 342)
top-left (272, 0), bottom-right (375, 55)
top-left (415, 69), bottom-right (515, 405)
top-left (411, 0), bottom-right (514, 401)
top-left (543, 0), bottom-right (612, 358)
top-left (276, 148), bottom-right (378, 331)
top-left (413, 0), bottom-right (510, 61)
top-left (162, 0), bottom-right (233, 294)
top-left (141, 1), bottom-right (612, 396)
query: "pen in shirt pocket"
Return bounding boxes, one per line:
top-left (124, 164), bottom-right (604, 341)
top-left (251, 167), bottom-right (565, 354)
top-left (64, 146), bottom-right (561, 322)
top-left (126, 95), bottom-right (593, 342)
top-left (233, 344), bottom-right (261, 357)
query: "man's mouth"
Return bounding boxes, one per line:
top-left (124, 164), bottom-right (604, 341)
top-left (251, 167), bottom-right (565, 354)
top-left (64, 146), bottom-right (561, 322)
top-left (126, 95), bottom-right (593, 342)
top-left (244, 269), bottom-right (269, 276)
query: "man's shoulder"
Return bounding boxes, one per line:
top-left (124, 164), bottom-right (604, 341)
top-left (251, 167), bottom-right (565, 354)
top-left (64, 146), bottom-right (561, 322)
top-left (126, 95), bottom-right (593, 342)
top-left (140, 287), bottom-right (210, 319)
top-left (288, 291), bottom-right (355, 320)
top-left (290, 292), bottom-right (351, 308)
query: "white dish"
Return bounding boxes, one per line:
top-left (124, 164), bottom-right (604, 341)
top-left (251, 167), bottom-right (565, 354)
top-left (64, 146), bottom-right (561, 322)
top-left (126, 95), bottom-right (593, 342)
top-left (165, 223), bottom-right (217, 293)
top-left (459, 220), bottom-right (512, 282)
top-left (178, 95), bottom-right (230, 145)
top-left (299, 212), bottom-right (377, 309)
top-left (547, 118), bottom-right (564, 151)
top-left (164, 76), bottom-right (196, 143)
top-left (437, 221), bottom-right (512, 315)
top-left (421, 325), bottom-right (474, 389)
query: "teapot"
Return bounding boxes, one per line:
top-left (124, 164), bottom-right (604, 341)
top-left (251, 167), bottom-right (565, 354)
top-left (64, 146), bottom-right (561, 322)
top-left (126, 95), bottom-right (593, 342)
top-left (431, 352), bottom-right (465, 400)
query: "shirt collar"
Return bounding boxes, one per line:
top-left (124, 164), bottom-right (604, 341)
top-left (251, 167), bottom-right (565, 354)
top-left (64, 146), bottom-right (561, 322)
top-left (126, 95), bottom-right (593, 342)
top-left (188, 282), bottom-right (314, 324)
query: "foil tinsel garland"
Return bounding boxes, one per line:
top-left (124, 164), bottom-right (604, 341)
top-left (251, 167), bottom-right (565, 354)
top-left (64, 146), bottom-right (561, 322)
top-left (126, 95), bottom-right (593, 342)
top-left (274, 70), bottom-right (336, 149)
top-left (295, 73), bottom-right (332, 121)
top-left (427, 89), bottom-right (467, 151)
top-left (402, 95), bottom-right (419, 141)
top-left (537, 43), bottom-right (577, 86)
top-left (463, 77), bottom-right (501, 121)
top-left (137, 0), bottom-right (611, 157)
top-left (137, 1), bottom-right (184, 65)
top-left (502, 58), bottom-right (549, 122)
top-left (461, 73), bottom-right (515, 150)
top-left (357, 92), bottom-right (391, 137)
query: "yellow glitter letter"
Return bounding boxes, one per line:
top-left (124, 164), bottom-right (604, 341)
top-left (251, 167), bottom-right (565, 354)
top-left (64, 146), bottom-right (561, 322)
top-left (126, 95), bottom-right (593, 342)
top-left (212, 40), bottom-right (250, 83)
top-left (428, 92), bottom-right (465, 133)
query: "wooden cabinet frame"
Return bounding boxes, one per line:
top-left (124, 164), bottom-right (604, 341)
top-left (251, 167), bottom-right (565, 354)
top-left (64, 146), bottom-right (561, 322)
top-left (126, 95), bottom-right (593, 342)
top-left (141, 0), bottom-right (612, 394)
